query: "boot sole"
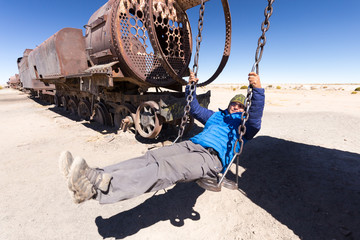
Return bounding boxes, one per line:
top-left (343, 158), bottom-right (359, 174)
top-left (59, 151), bottom-right (74, 179)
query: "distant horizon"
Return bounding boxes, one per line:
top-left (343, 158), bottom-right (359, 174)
top-left (2, 81), bottom-right (360, 87)
top-left (210, 82), bottom-right (360, 85)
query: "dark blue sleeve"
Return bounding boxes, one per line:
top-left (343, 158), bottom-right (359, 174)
top-left (185, 85), bottom-right (214, 125)
top-left (244, 87), bottom-right (265, 140)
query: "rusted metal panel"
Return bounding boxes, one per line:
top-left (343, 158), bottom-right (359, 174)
top-left (17, 49), bottom-right (32, 89)
top-left (85, 2), bottom-right (113, 63)
top-left (85, 61), bottom-right (121, 75)
top-left (17, 49), bottom-right (56, 90)
top-left (27, 28), bottom-right (88, 81)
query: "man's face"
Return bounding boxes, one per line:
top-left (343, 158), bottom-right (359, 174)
top-left (228, 102), bottom-right (245, 114)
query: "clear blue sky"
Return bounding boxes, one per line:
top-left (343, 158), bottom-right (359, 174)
top-left (1, 0), bottom-right (359, 85)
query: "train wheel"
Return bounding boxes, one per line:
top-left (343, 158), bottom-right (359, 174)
top-left (61, 96), bottom-right (68, 111)
top-left (39, 92), bottom-right (44, 101)
top-left (113, 104), bottom-right (136, 129)
top-left (93, 102), bottom-right (112, 126)
top-left (54, 94), bottom-right (60, 107)
top-left (77, 99), bottom-right (91, 121)
top-left (68, 98), bottom-right (78, 116)
top-left (47, 94), bottom-right (54, 104)
top-left (135, 101), bottom-right (162, 139)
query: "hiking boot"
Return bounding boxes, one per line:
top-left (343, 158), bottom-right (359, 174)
top-left (68, 157), bottom-right (112, 204)
top-left (59, 151), bottom-right (74, 179)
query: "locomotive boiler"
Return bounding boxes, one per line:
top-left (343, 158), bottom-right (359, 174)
top-left (18, 0), bottom-right (231, 139)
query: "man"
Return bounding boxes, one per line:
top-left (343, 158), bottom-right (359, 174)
top-left (59, 72), bottom-right (265, 204)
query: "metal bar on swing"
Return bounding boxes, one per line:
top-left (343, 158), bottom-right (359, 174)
top-left (217, 154), bottom-right (239, 187)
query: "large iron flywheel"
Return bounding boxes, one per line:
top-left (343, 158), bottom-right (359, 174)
top-left (111, 0), bottom-right (192, 86)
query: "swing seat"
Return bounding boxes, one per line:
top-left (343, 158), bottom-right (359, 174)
top-left (196, 176), bottom-right (238, 192)
top-left (195, 147), bottom-right (238, 192)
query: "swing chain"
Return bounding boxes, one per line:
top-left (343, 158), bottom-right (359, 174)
top-left (219, 0), bottom-right (275, 187)
top-left (253, 0), bottom-right (275, 74)
top-left (235, 0), bottom-right (274, 156)
top-left (174, 81), bottom-right (196, 143)
top-left (173, 0), bottom-right (206, 144)
top-left (192, 0), bottom-right (206, 77)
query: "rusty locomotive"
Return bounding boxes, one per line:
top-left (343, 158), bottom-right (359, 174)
top-left (7, 74), bottom-right (21, 89)
top-left (16, 0), bottom-right (231, 139)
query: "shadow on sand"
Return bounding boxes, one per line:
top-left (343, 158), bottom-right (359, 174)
top-left (228, 136), bottom-right (360, 240)
top-left (95, 182), bottom-right (204, 239)
top-left (96, 136), bottom-right (360, 240)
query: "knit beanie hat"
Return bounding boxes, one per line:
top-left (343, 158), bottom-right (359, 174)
top-left (230, 94), bottom-right (246, 105)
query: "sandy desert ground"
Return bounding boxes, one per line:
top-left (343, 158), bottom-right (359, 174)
top-left (0, 83), bottom-right (360, 240)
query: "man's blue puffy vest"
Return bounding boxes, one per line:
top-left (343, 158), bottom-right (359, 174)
top-left (190, 110), bottom-right (246, 170)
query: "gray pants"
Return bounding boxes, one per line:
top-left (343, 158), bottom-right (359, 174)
top-left (96, 140), bottom-right (223, 204)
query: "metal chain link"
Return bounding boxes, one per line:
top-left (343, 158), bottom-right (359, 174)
top-left (173, 0), bottom-right (205, 144)
top-left (239, 0), bottom-right (274, 147)
top-left (218, 0), bottom-right (275, 186)
top-left (192, 0), bottom-right (205, 77)
top-left (253, 0), bottom-right (274, 74)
